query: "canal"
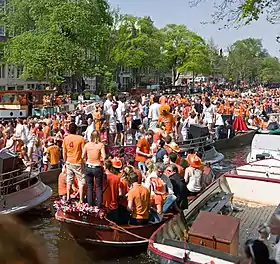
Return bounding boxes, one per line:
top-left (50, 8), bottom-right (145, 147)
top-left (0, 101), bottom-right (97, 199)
top-left (23, 145), bottom-right (250, 264)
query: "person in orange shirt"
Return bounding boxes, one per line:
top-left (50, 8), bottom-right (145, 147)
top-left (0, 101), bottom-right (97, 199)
top-left (58, 165), bottom-right (80, 200)
top-left (42, 122), bottom-right (50, 138)
top-left (46, 138), bottom-right (60, 170)
top-left (94, 104), bottom-right (102, 131)
top-left (135, 130), bottom-right (154, 175)
top-left (63, 123), bottom-right (86, 203)
top-left (127, 172), bottom-right (150, 225)
top-left (158, 104), bottom-right (175, 135)
top-left (52, 116), bottom-right (60, 133)
top-left (102, 159), bottom-right (121, 223)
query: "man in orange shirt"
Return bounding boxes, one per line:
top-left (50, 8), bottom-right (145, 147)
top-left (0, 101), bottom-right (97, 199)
top-left (46, 138), bottom-right (60, 170)
top-left (158, 105), bottom-right (175, 135)
top-left (127, 172), bottom-right (150, 225)
top-left (63, 123), bottom-right (86, 203)
top-left (135, 130), bottom-right (154, 175)
top-left (42, 122), bottom-right (51, 138)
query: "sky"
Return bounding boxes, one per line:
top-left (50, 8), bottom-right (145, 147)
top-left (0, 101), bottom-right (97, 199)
top-left (108, 0), bottom-right (280, 58)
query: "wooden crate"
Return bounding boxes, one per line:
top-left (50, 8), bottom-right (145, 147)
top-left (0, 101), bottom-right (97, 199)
top-left (188, 211), bottom-right (240, 256)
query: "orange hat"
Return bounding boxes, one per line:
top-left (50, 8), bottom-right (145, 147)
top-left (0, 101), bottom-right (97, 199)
top-left (112, 157), bottom-right (122, 169)
top-left (187, 154), bottom-right (202, 169)
top-left (169, 142), bottom-right (180, 153)
top-left (159, 104), bottom-right (170, 114)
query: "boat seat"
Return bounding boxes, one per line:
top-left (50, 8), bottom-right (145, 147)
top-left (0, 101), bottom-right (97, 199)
top-left (208, 193), bottom-right (233, 214)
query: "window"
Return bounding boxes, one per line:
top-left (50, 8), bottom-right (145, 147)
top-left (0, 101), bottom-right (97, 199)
top-left (0, 26), bottom-right (4, 36)
top-left (16, 65), bottom-right (23, 78)
top-left (17, 86), bottom-right (24, 90)
top-left (8, 86), bottom-right (15, 90)
top-left (8, 64), bottom-right (15, 79)
top-left (0, 64), bottom-right (5, 79)
top-left (0, 86), bottom-right (5, 91)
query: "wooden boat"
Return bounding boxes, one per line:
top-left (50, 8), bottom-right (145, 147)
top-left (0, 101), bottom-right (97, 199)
top-left (0, 153), bottom-right (52, 214)
top-left (39, 168), bottom-right (61, 184)
top-left (214, 130), bottom-right (256, 151)
top-left (55, 208), bottom-right (174, 257)
top-left (148, 173), bottom-right (280, 263)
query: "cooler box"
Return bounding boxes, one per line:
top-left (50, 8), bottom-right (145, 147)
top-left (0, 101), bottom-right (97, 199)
top-left (188, 211), bottom-right (240, 256)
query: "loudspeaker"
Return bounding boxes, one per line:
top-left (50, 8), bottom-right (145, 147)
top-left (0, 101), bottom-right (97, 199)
top-left (189, 124), bottom-right (209, 138)
top-left (0, 151), bottom-right (18, 174)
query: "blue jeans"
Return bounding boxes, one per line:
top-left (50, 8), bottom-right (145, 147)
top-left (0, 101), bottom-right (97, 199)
top-left (138, 162), bottom-right (146, 175)
top-left (86, 166), bottom-right (103, 208)
top-left (163, 194), bottom-right (177, 213)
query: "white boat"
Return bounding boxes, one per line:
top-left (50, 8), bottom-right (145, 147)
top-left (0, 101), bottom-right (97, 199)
top-left (148, 173), bottom-right (280, 263)
top-left (235, 158), bottom-right (280, 179)
top-left (0, 156), bottom-right (52, 215)
top-left (247, 133), bottom-right (280, 162)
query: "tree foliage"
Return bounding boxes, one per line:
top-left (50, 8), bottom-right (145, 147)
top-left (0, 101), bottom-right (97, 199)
top-left (190, 0), bottom-right (280, 26)
top-left (160, 24), bottom-right (210, 85)
top-left (1, 0), bottom-right (113, 86)
top-left (260, 56), bottom-right (280, 82)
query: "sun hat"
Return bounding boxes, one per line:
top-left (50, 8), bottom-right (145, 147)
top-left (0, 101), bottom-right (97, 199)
top-left (111, 157), bottom-right (123, 169)
top-left (187, 154), bottom-right (202, 169)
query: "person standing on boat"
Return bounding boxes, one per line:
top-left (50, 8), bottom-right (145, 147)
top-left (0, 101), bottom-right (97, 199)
top-left (135, 130), bottom-right (154, 176)
top-left (202, 97), bottom-right (216, 130)
top-left (127, 172), bottom-right (150, 225)
top-left (63, 123), bottom-right (86, 204)
top-left (148, 96), bottom-right (161, 130)
top-left (82, 130), bottom-right (106, 208)
top-left (184, 154), bottom-right (203, 197)
top-left (46, 138), bottom-right (60, 170)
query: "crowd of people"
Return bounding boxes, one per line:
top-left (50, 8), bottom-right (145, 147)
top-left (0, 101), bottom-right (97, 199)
top-left (1, 84), bottom-right (280, 263)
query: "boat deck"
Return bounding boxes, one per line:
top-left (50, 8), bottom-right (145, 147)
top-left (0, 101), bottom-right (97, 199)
top-left (231, 199), bottom-right (277, 253)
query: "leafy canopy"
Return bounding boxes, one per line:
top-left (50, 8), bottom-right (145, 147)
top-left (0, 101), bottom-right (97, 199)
top-left (2, 0), bottom-right (113, 84)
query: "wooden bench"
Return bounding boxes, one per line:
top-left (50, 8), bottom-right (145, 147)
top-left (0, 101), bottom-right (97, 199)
top-left (208, 193), bottom-right (233, 213)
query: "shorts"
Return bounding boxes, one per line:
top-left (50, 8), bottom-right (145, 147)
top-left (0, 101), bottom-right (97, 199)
top-left (66, 163), bottom-right (85, 186)
top-left (131, 119), bottom-right (141, 130)
top-left (116, 123), bottom-right (124, 133)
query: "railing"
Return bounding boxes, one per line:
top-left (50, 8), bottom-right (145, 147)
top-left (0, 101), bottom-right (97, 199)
top-left (180, 135), bottom-right (214, 152)
top-left (0, 159), bottom-right (41, 197)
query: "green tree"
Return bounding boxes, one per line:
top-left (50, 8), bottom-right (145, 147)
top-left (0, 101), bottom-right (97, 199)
top-left (190, 0), bottom-right (280, 26)
top-left (160, 24), bottom-right (209, 85)
top-left (2, 0), bottom-right (113, 89)
top-left (225, 38), bottom-right (266, 82)
top-left (260, 56), bottom-right (280, 82)
top-left (111, 15), bottom-right (161, 87)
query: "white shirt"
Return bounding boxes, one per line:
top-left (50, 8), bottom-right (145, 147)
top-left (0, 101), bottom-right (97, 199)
top-left (215, 113), bottom-right (224, 126)
top-left (185, 167), bottom-right (202, 193)
top-left (107, 108), bottom-right (117, 125)
top-left (84, 123), bottom-right (94, 142)
top-left (203, 104), bottom-right (216, 122)
top-left (15, 123), bottom-right (29, 143)
top-left (103, 99), bottom-right (113, 116)
top-left (148, 103), bottom-right (160, 121)
top-left (116, 101), bottom-right (125, 124)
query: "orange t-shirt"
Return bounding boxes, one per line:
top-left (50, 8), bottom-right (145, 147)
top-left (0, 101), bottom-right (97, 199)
top-left (135, 137), bottom-right (150, 162)
top-left (43, 126), bottom-right (51, 138)
top-left (83, 142), bottom-right (105, 166)
top-left (103, 172), bottom-right (120, 210)
top-left (158, 113), bottom-right (175, 133)
top-left (63, 134), bottom-right (85, 164)
top-left (53, 119), bottom-right (59, 130)
top-left (46, 145), bottom-right (60, 165)
top-left (127, 184), bottom-right (150, 219)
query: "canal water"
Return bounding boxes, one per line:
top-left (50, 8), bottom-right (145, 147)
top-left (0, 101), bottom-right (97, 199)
top-left (23, 145), bottom-right (250, 264)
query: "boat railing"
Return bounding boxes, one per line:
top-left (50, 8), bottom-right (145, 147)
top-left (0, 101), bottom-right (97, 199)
top-left (0, 159), bottom-right (42, 196)
top-left (180, 135), bottom-right (214, 151)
